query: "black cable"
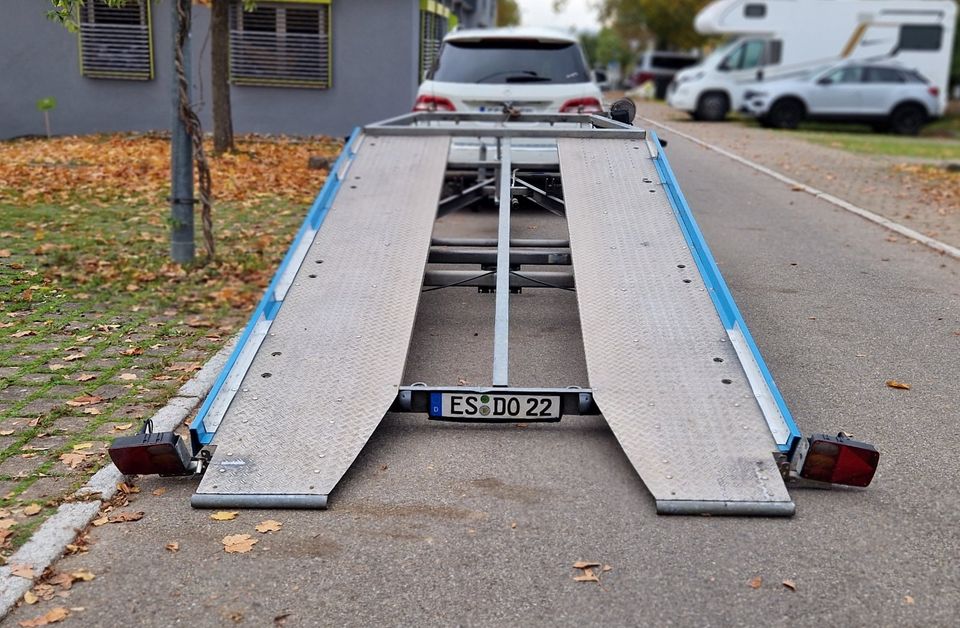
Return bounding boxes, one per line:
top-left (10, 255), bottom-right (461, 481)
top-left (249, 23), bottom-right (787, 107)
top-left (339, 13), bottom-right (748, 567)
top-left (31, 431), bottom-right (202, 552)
top-left (422, 270), bottom-right (496, 292)
top-left (509, 271), bottom-right (576, 292)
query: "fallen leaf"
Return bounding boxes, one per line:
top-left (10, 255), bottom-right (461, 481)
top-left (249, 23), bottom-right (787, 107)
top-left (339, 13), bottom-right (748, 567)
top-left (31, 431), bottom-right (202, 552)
top-left (49, 364), bottom-right (66, 371)
top-left (66, 396), bottom-right (102, 407)
top-left (255, 519), bottom-right (282, 533)
top-left (117, 482), bottom-right (140, 494)
top-left (72, 443), bottom-right (94, 451)
top-left (118, 373), bottom-right (138, 381)
top-left (18, 606), bottom-right (69, 627)
top-left (0, 517), bottom-right (16, 529)
top-left (107, 511), bottom-right (144, 523)
top-left (59, 453), bottom-right (89, 470)
top-left (885, 380), bottom-right (911, 390)
top-left (24, 591), bottom-right (39, 605)
top-left (572, 560), bottom-right (601, 569)
top-left (74, 374), bottom-right (97, 382)
top-left (151, 487), bottom-right (167, 496)
top-left (91, 516), bottom-right (109, 527)
top-left (573, 567), bottom-right (600, 583)
top-left (222, 534), bottom-right (258, 554)
top-left (62, 354), bottom-right (86, 362)
top-left (210, 511), bottom-right (239, 521)
top-left (602, 565), bottom-right (613, 573)
top-left (71, 570), bottom-right (95, 582)
top-left (120, 347), bottom-right (143, 356)
top-left (12, 330), bottom-right (36, 338)
top-left (904, 595), bottom-right (915, 605)
top-left (81, 407), bottom-right (101, 416)
top-left (782, 579), bottom-right (797, 591)
top-left (0, 249), bottom-right (10, 257)
top-left (23, 504), bottom-right (42, 516)
top-left (112, 423), bottom-right (134, 432)
top-left (0, 429), bottom-right (14, 436)
top-left (10, 564), bottom-right (35, 579)
top-left (749, 576), bottom-right (762, 589)
top-left (165, 541), bottom-right (179, 552)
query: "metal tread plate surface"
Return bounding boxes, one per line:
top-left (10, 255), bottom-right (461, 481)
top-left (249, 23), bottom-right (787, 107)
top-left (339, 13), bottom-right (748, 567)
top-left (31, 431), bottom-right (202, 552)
top-left (194, 135), bottom-right (450, 507)
top-left (557, 138), bottom-right (793, 515)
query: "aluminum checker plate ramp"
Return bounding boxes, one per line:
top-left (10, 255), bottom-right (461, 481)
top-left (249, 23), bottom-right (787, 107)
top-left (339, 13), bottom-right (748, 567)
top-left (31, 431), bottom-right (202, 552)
top-left (557, 138), bottom-right (794, 516)
top-left (193, 135), bottom-right (450, 508)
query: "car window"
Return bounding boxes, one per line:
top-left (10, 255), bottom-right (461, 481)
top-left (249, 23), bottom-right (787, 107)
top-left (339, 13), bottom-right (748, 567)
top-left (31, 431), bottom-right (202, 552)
top-left (430, 40), bottom-right (590, 84)
top-left (720, 40), bottom-right (766, 71)
top-left (821, 66), bottom-right (863, 84)
top-left (650, 55), bottom-right (699, 70)
top-left (864, 67), bottom-right (906, 83)
top-left (904, 70), bottom-right (929, 84)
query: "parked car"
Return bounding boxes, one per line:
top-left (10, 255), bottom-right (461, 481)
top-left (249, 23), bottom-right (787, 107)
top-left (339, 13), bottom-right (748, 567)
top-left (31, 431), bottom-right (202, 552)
top-left (630, 50), bottom-right (700, 100)
top-left (414, 27), bottom-right (603, 114)
top-left (741, 61), bottom-right (943, 134)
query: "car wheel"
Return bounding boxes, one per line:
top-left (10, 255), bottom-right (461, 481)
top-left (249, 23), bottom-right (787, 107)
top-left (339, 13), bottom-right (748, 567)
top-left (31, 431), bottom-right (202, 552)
top-left (694, 92), bottom-right (729, 122)
top-left (767, 98), bottom-right (804, 129)
top-left (889, 104), bottom-right (926, 136)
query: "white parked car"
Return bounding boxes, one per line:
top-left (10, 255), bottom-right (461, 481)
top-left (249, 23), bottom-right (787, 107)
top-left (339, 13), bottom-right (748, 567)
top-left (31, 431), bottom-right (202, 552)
top-left (414, 27), bottom-right (603, 115)
top-left (741, 62), bottom-right (943, 134)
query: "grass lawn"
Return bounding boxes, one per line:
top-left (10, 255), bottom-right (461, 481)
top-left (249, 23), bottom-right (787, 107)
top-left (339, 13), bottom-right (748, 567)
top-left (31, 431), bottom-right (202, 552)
top-left (0, 133), bottom-right (341, 558)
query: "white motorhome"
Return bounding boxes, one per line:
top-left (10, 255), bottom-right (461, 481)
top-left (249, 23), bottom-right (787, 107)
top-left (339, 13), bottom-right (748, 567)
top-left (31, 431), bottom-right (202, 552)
top-left (667, 0), bottom-right (957, 120)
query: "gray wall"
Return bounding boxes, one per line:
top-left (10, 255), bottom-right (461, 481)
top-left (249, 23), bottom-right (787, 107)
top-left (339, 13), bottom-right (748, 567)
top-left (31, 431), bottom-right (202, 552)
top-left (1, 0), bottom-right (420, 139)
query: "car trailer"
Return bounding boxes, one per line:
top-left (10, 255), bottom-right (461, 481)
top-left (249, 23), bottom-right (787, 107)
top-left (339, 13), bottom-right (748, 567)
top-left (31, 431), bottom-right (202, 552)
top-left (110, 106), bottom-right (879, 516)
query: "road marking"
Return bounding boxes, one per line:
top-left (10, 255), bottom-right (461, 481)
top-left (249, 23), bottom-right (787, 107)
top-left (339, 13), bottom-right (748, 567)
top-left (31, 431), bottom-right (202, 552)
top-left (639, 116), bottom-right (960, 261)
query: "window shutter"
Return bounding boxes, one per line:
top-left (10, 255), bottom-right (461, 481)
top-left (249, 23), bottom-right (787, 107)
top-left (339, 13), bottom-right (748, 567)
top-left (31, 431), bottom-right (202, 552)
top-left (79, 0), bottom-right (154, 81)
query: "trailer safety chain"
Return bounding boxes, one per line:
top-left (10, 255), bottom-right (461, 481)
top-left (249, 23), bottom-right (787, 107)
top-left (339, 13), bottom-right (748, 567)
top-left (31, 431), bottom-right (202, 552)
top-left (421, 270), bottom-right (496, 292)
top-left (175, 0), bottom-right (215, 259)
top-left (509, 270), bottom-right (575, 292)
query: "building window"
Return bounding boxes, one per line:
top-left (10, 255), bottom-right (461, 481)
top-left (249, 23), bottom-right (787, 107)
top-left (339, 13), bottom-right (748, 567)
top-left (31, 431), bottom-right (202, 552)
top-left (78, 0), bottom-right (154, 80)
top-left (744, 4), bottom-right (766, 18)
top-left (229, 0), bottom-right (332, 89)
top-left (898, 25), bottom-right (943, 51)
top-left (420, 1), bottom-right (451, 82)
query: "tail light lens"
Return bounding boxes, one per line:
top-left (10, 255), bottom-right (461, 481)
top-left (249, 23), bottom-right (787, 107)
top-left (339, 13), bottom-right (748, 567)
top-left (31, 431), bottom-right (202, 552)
top-left (633, 71), bottom-right (654, 86)
top-left (413, 95), bottom-right (456, 112)
top-left (799, 433), bottom-right (879, 487)
top-left (559, 97), bottom-right (603, 114)
top-left (928, 86), bottom-right (940, 98)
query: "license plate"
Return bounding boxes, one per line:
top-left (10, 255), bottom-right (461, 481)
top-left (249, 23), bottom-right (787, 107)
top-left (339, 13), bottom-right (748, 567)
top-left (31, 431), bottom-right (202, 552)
top-left (430, 393), bottom-right (560, 420)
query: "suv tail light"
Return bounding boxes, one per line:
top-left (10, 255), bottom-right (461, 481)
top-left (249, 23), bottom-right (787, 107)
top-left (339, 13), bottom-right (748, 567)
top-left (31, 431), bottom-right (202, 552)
top-left (928, 86), bottom-right (940, 98)
top-left (413, 95), bottom-right (456, 112)
top-left (633, 71), bottom-right (654, 86)
top-left (798, 433), bottom-right (879, 487)
top-left (559, 97), bottom-right (603, 114)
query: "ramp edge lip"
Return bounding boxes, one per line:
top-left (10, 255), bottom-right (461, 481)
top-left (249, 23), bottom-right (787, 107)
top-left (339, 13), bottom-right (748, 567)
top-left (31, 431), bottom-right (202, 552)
top-left (191, 494), bottom-right (328, 509)
top-left (656, 499), bottom-right (795, 517)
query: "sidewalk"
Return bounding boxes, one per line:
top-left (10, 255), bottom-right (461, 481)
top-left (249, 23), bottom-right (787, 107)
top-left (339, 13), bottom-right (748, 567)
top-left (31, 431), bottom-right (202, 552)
top-left (634, 100), bottom-right (960, 249)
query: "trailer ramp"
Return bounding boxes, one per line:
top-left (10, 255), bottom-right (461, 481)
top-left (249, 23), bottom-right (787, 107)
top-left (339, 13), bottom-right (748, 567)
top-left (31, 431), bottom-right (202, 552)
top-left (558, 138), bottom-right (793, 516)
top-left (192, 136), bottom-right (450, 508)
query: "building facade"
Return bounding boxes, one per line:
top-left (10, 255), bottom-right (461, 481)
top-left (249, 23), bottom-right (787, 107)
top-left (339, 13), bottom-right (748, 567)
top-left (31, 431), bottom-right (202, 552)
top-left (0, 0), bottom-right (496, 140)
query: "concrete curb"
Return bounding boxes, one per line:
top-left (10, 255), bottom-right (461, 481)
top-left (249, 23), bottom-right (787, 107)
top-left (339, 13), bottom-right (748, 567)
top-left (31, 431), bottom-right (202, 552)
top-left (0, 336), bottom-right (237, 618)
top-left (640, 116), bottom-right (960, 262)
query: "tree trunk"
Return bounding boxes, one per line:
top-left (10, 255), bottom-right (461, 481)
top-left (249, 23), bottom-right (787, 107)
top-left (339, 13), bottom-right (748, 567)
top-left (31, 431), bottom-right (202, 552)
top-left (211, 0), bottom-right (234, 154)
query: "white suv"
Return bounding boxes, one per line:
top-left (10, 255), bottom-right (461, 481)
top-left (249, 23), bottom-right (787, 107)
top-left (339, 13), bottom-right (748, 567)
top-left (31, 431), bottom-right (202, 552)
top-left (414, 27), bottom-right (603, 115)
top-left (742, 62), bottom-right (943, 135)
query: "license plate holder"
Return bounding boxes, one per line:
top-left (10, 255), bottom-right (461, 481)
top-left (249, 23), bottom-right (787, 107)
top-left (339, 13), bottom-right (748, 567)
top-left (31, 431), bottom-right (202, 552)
top-left (429, 392), bottom-right (561, 421)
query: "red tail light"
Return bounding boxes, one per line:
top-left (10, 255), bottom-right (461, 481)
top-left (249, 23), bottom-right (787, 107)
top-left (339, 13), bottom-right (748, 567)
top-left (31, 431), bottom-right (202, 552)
top-left (799, 433), bottom-right (879, 487)
top-left (633, 71), bottom-right (654, 86)
top-left (413, 95), bottom-right (456, 112)
top-left (928, 86), bottom-right (940, 98)
top-left (559, 97), bottom-right (603, 114)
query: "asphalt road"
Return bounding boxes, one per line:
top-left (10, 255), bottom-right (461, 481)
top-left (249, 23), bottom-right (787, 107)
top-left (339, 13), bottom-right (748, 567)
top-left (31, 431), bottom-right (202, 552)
top-left (6, 127), bottom-right (959, 627)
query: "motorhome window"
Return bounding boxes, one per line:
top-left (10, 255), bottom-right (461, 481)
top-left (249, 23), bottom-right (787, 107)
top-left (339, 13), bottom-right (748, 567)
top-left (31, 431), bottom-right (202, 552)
top-left (765, 40), bottom-right (782, 65)
top-left (821, 66), bottom-right (863, 84)
top-left (651, 54), bottom-right (699, 71)
top-left (898, 25), bottom-right (942, 51)
top-left (720, 40), bottom-right (766, 71)
top-left (864, 67), bottom-right (906, 83)
top-left (744, 4), bottom-right (766, 18)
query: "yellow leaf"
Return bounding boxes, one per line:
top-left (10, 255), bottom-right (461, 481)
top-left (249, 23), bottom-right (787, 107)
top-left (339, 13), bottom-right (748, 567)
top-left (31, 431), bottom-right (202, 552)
top-left (885, 379), bottom-right (911, 390)
top-left (0, 429), bottom-right (14, 436)
top-left (59, 453), bottom-right (89, 469)
top-left (255, 519), bottom-right (282, 534)
top-left (71, 570), bottom-right (96, 582)
top-left (23, 504), bottom-right (42, 516)
top-left (222, 534), bottom-right (258, 554)
top-left (72, 443), bottom-right (94, 451)
top-left (91, 516), bottom-right (109, 527)
top-left (112, 423), bottom-right (134, 432)
top-left (18, 606), bottom-right (69, 627)
top-left (81, 407), bottom-right (101, 415)
top-left (152, 487), bottom-right (167, 496)
top-left (165, 541), bottom-right (180, 552)
top-left (572, 560), bottom-right (600, 569)
top-left (24, 590), bottom-right (38, 605)
top-left (210, 511), bottom-right (239, 521)
top-left (573, 567), bottom-right (600, 583)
